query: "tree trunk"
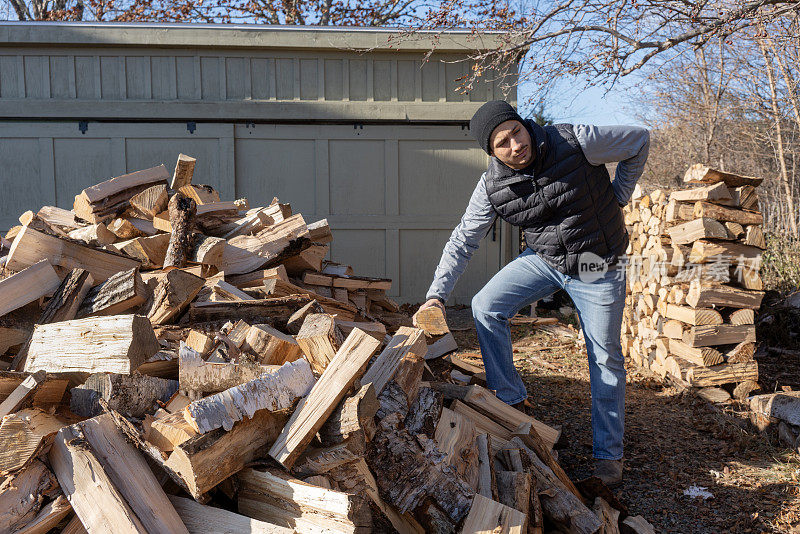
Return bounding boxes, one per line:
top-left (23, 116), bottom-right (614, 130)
top-left (759, 37), bottom-right (799, 237)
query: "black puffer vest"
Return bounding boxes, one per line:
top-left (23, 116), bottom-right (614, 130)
top-left (485, 120), bottom-right (628, 275)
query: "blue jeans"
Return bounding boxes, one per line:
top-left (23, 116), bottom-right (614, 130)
top-left (471, 247), bottom-right (627, 460)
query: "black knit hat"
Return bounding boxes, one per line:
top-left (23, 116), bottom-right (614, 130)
top-left (470, 100), bottom-right (524, 154)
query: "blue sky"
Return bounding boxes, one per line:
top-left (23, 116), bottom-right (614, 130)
top-left (517, 78), bottom-right (645, 127)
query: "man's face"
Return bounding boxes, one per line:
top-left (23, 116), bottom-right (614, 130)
top-left (489, 120), bottom-right (533, 170)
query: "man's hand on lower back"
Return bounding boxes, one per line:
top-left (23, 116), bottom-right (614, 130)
top-left (413, 298), bottom-right (446, 328)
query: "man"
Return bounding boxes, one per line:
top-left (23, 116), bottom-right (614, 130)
top-left (414, 100), bottom-right (649, 486)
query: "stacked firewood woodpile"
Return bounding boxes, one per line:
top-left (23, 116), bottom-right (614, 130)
top-left (621, 164), bottom-right (765, 402)
top-left (0, 154), bottom-right (655, 533)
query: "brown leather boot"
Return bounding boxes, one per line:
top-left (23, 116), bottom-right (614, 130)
top-left (594, 459), bottom-right (623, 487)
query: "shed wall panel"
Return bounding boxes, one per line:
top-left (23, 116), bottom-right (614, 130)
top-left (0, 138), bottom-right (48, 221)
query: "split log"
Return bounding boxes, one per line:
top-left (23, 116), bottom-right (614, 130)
top-left (335, 319), bottom-right (387, 341)
top-left (732, 185), bottom-right (759, 210)
top-left (50, 413), bottom-right (189, 534)
top-left (621, 515), bottom-right (657, 534)
top-left (668, 339), bottom-right (723, 366)
top-left (0, 408), bottom-right (64, 476)
top-left (178, 184), bottom-right (219, 205)
top-left (686, 281), bottom-right (764, 309)
top-left (188, 295), bottom-right (313, 324)
top-left (434, 406), bottom-right (480, 490)
top-left (693, 201), bottom-right (763, 226)
top-left (669, 182), bottom-right (732, 203)
top-left (242, 323), bottom-right (304, 365)
top-left (7, 226), bottom-right (140, 281)
top-left (0, 371), bottom-right (68, 407)
top-left (307, 218), bottom-right (333, 243)
top-left (215, 202), bottom-right (291, 237)
top-left (14, 493), bottom-right (72, 534)
top-left (163, 192), bottom-right (197, 270)
top-left (183, 358), bottom-right (314, 433)
top-left (452, 400), bottom-right (512, 441)
top-left (178, 343), bottom-right (278, 395)
top-left (744, 225), bottom-right (765, 249)
top-left (269, 329), bottom-right (381, 469)
top-left (667, 218), bottom-right (729, 245)
top-left (697, 387), bottom-right (731, 404)
top-left (733, 380), bottom-right (759, 401)
top-left (0, 370), bottom-right (46, 419)
top-left (263, 278), bottom-right (359, 318)
top-left (129, 183), bottom-right (169, 219)
top-left (413, 306), bottom-right (449, 336)
top-left (593, 497), bottom-right (620, 534)
top-left (661, 319), bottom-right (684, 340)
top-left (107, 217), bottom-right (157, 239)
top-left (145, 411), bottom-right (197, 453)
top-left (463, 385), bottom-right (560, 450)
top-left (185, 329), bottom-right (215, 355)
top-left (363, 327), bottom-right (427, 396)
top-left (282, 245), bottom-right (328, 276)
top-left (110, 233), bottom-right (171, 269)
top-left (688, 240), bottom-right (762, 266)
top-left (60, 515), bottom-right (86, 534)
top-left (725, 221), bottom-right (744, 238)
top-left (0, 460), bottom-right (59, 533)
top-left (37, 205), bottom-right (82, 231)
top-left (295, 313), bottom-right (345, 374)
top-left (366, 411), bottom-right (474, 531)
top-left (190, 235), bottom-right (226, 267)
top-left (208, 279), bottom-right (251, 301)
top-left (685, 361), bottom-right (759, 387)
top-left (219, 214), bottom-right (309, 273)
top-left (303, 272), bottom-right (392, 291)
top-left (684, 164), bottom-right (763, 187)
top-left (725, 341), bottom-right (755, 363)
top-left (220, 208), bottom-right (274, 240)
top-left (77, 267), bottom-right (149, 317)
top-left (682, 324), bottom-right (756, 347)
top-left (460, 494), bottom-right (527, 534)
top-left (73, 165), bottom-right (169, 223)
top-left (145, 269), bottom-right (205, 325)
top-left (476, 433), bottom-right (497, 500)
top-left (168, 494), bottom-right (288, 534)
top-left (67, 222), bottom-right (116, 246)
top-left (237, 467), bottom-right (371, 533)
top-left (733, 263), bottom-right (763, 290)
top-left (24, 315), bottom-right (160, 374)
top-left (39, 268), bottom-right (94, 324)
top-left (664, 304), bottom-right (722, 325)
top-left (70, 373), bottom-right (178, 418)
top-left (165, 409), bottom-right (289, 499)
top-left (496, 471), bottom-right (531, 530)
top-left (0, 259), bottom-right (61, 318)
top-left (170, 154), bottom-right (197, 190)
top-left (318, 383), bottom-right (379, 447)
top-left (225, 265), bottom-right (289, 289)
top-left (424, 332), bottom-right (459, 360)
top-left (286, 300), bottom-right (325, 334)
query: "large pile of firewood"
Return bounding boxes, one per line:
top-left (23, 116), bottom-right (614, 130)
top-left (0, 154), bottom-right (654, 533)
top-left (621, 164), bottom-right (764, 402)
